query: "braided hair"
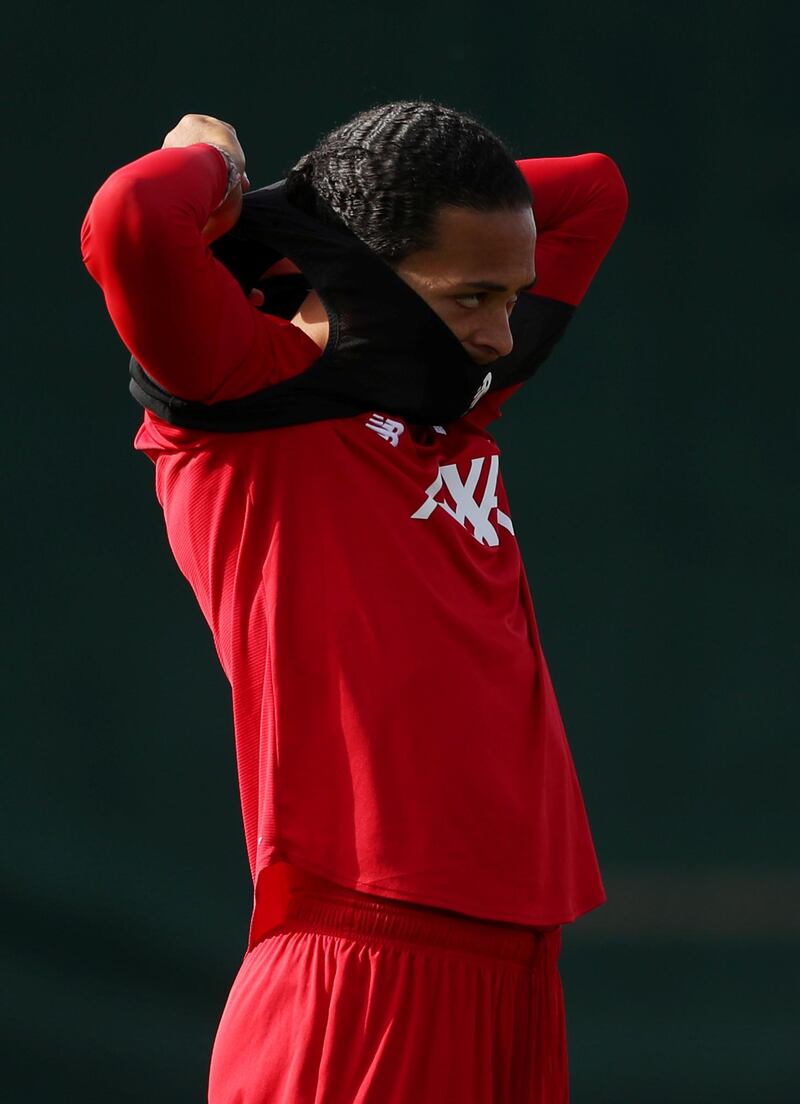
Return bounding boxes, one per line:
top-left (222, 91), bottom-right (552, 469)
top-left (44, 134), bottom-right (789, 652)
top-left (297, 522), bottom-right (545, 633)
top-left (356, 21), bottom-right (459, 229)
top-left (285, 101), bottom-right (532, 264)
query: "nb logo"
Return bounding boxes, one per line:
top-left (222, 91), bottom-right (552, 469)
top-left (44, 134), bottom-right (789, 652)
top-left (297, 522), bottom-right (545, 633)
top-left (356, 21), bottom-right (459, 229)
top-left (411, 455), bottom-right (514, 547)
top-left (366, 413), bottom-right (405, 447)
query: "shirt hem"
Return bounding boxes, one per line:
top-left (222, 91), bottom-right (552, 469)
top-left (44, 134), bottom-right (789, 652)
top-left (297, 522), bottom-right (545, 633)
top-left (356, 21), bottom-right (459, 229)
top-left (251, 849), bottom-right (605, 942)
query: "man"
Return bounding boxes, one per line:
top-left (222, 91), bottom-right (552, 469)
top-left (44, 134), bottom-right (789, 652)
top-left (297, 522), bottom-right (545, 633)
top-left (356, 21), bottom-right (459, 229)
top-left (81, 102), bottom-right (628, 1103)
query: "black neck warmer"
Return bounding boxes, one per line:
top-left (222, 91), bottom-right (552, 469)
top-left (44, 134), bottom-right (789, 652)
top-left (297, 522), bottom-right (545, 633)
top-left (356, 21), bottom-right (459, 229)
top-left (128, 179), bottom-right (574, 432)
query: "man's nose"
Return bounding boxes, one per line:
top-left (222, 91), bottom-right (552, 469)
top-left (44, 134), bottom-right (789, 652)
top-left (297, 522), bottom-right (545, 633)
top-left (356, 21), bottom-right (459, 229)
top-left (473, 312), bottom-right (514, 360)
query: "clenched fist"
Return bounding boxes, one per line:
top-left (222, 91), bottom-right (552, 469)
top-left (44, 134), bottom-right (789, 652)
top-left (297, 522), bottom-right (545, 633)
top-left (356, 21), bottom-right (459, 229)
top-left (162, 113), bottom-right (250, 244)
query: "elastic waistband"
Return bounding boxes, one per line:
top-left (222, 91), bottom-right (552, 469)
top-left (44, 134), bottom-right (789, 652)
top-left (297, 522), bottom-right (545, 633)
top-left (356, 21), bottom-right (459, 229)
top-left (273, 878), bottom-right (561, 969)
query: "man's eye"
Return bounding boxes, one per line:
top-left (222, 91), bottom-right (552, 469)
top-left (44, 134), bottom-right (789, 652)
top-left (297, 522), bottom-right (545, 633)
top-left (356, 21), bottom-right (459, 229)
top-left (455, 294), bottom-right (484, 308)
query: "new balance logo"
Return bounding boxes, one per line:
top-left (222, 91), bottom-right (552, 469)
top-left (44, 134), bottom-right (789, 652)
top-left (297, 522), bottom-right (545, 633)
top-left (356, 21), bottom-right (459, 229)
top-left (411, 455), bottom-right (514, 546)
top-left (366, 413), bottom-right (405, 447)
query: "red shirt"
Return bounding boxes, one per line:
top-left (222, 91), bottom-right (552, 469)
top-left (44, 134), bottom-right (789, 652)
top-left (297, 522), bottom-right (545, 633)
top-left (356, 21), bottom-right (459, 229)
top-left (81, 143), bottom-right (628, 947)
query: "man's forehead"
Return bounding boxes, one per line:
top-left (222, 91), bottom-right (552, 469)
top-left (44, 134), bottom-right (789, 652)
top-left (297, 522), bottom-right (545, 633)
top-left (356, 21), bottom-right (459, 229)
top-left (424, 204), bottom-right (536, 285)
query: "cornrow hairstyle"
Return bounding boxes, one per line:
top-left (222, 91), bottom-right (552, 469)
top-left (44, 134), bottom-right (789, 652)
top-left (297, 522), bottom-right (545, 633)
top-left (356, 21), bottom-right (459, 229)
top-left (284, 100), bottom-right (532, 264)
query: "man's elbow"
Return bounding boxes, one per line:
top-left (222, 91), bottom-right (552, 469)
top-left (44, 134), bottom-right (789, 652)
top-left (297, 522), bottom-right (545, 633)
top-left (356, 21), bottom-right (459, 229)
top-left (80, 172), bottom-right (169, 286)
top-left (585, 152), bottom-right (630, 224)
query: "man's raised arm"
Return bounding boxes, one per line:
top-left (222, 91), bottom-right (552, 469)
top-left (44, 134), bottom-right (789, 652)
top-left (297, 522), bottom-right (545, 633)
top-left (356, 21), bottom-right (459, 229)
top-left (517, 152), bottom-right (629, 307)
top-left (80, 118), bottom-right (320, 404)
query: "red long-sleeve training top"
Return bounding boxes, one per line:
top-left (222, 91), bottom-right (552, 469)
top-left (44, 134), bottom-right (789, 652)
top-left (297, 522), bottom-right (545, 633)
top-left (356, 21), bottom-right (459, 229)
top-left (81, 143), bottom-right (628, 948)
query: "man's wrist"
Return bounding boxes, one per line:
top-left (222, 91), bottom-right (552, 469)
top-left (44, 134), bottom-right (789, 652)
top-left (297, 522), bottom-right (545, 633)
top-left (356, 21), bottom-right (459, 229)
top-left (204, 143), bottom-right (243, 211)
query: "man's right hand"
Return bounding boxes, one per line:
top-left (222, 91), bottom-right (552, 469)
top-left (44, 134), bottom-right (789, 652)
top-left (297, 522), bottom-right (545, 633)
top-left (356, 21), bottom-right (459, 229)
top-left (162, 113), bottom-right (250, 242)
top-left (162, 113), bottom-right (246, 173)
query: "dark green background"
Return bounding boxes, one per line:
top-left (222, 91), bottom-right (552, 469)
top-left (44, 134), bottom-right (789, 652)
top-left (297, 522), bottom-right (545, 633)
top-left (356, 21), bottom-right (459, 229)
top-left (5, 2), bottom-right (798, 1100)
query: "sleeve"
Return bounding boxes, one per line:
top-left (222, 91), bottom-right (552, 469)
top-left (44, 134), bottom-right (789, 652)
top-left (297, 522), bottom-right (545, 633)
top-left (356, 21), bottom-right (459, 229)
top-left (517, 152), bottom-right (629, 308)
top-left (79, 143), bottom-right (321, 404)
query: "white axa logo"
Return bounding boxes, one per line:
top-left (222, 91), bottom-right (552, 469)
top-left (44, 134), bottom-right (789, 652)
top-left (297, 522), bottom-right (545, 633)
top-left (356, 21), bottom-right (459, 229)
top-left (366, 413), bottom-right (405, 447)
top-left (468, 371), bottom-right (493, 410)
top-left (411, 455), bottom-right (514, 546)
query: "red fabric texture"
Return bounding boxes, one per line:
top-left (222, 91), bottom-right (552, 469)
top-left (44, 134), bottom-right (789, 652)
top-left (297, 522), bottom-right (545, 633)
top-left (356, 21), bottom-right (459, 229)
top-left (208, 872), bottom-right (567, 1104)
top-left (80, 145), bottom-right (628, 948)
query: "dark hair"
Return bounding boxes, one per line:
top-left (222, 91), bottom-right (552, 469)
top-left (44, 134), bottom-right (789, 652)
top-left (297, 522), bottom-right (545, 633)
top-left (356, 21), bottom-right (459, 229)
top-left (285, 100), bottom-right (532, 264)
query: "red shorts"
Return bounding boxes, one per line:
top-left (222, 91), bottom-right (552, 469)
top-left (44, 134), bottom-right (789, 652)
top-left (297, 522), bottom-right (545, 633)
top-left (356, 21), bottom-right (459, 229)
top-left (208, 867), bottom-right (568, 1103)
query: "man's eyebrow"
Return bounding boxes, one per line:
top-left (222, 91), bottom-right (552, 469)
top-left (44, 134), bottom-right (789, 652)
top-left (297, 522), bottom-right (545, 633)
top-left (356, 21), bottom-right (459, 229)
top-left (460, 275), bottom-right (538, 292)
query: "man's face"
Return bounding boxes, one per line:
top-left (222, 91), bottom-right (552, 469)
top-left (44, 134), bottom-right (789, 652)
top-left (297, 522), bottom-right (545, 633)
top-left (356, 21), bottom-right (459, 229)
top-left (393, 204), bottom-right (537, 366)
